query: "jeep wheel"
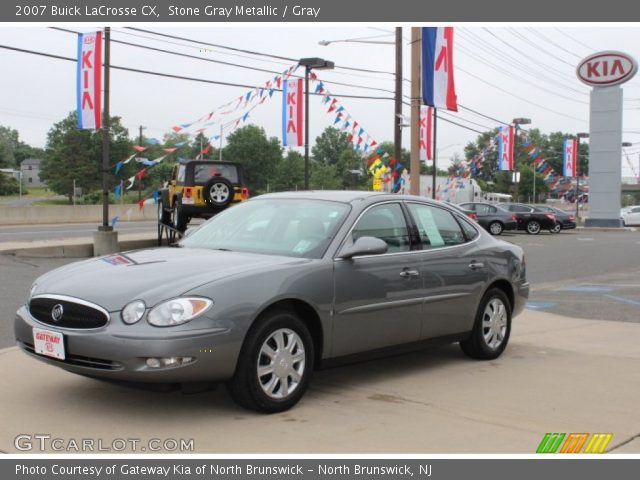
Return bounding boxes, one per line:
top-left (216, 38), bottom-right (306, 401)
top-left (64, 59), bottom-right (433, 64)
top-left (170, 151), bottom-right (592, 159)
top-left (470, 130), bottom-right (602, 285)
top-left (171, 201), bottom-right (188, 233)
top-left (203, 177), bottom-right (234, 208)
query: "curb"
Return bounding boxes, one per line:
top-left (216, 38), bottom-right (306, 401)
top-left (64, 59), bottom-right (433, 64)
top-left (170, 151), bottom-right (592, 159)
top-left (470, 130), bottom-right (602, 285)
top-left (0, 237), bottom-right (159, 258)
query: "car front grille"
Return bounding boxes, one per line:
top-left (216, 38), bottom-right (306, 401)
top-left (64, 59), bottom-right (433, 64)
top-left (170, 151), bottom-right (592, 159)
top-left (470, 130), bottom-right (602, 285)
top-left (28, 296), bottom-right (109, 329)
top-left (19, 342), bottom-right (121, 370)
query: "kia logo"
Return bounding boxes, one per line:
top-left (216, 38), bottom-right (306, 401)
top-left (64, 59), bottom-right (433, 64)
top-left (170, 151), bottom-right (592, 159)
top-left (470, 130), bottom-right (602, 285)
top-left (51, 304), bottom-right (64, 322)
top-left (577, 51), bottom-right (638, 87)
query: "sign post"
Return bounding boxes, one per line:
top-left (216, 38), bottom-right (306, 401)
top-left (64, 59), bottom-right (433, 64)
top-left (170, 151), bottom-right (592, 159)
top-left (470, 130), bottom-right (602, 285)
top-left (577, 51), bottom-right (638, 227)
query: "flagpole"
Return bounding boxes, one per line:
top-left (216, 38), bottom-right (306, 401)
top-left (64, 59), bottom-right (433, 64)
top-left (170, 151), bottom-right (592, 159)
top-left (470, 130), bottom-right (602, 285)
top-left (409, 27), bottom-right (421, 196)
top-left (101, 26), bottom-right (111, 230)
top-left (432, 107), bottom-right (438, 200)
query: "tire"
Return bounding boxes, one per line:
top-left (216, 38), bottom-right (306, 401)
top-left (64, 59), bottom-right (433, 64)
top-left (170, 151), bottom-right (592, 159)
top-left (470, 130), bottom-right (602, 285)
top-left (488, 221), bottom-right (504, 236)
top-left (550, 222), bottom-right (562, 234)
top-left (460, 288), bottom-right (512, 360)
top-left (160, 200), bottom-right (172, 226)
top-left (171, 200), bottom-right (189, 233)
top-left (203, 177), bottom-right (234, 208)
top-left (526, 220), bottom-right (541, 235)
top-left (227, 309), bottom-right (314, 413)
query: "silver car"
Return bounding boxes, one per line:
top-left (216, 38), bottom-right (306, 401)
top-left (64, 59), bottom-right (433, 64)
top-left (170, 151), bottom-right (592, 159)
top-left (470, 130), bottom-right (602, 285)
top-left (15, 191), bottom-right (529, 412)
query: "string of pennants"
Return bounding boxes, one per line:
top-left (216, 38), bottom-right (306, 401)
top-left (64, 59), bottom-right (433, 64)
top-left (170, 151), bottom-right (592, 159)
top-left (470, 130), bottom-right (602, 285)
top-left (311, 74), bottom-right (406, 192)
top-left (110, 66), bottom-right (300, 214)
top-left (518, 130), bottom-right (564, 192)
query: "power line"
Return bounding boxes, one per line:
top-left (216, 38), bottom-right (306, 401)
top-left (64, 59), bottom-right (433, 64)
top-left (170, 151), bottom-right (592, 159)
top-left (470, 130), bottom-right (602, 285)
top-left (0, 43), bottom-right (395, 102)
top-left (50, 27), bottom-right (398, 96)
top-left (525, 27), bottom-right (583, 59)
top-left (552, 28), bottom-right (596, 53)
top-left (458, 105), bottom-right (509, 126)
top-left (126, 27), bottom-right (398, 77)
top-left (502, 28), bottom-right (576, 68)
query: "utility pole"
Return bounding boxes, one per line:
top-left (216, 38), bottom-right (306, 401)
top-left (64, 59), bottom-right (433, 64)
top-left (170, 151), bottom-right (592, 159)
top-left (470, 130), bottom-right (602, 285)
top-left (138, 125), bottom-right (145, 201)
top-left (100, 27), bottom-right (111, 231)
top-left (394, 27), bottom-right (403, 166)
top-left (409, 27), bottom-right (421, 196)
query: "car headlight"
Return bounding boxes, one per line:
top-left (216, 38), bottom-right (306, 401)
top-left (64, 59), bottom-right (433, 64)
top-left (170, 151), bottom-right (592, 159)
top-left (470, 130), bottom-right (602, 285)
top-left (147, 297), bottom-right (213, 327)
top-left (122, 300), bottom-right (146, 324)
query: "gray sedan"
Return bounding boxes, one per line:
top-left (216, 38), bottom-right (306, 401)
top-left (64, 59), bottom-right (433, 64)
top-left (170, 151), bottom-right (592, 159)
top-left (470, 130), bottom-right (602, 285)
top-left (15, 191), bottom-right (529, 412)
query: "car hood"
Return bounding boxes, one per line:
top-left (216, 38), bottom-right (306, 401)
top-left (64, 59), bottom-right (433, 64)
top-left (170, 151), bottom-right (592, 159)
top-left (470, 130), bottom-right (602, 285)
top-left (32, 247), bottom-right (308, 312)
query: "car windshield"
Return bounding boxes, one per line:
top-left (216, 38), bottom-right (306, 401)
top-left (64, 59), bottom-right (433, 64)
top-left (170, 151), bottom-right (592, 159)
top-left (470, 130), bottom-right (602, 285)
top-left (180, 198), bottom-right (350, 259)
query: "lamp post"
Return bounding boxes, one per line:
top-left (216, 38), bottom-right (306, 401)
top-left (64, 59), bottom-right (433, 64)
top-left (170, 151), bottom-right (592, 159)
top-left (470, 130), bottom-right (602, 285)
top-left (575, 133), bottom-right (589, 220)
top-left (319, 29), bottom-right (403, 170)
top-left (512, 117), bottom-right (531, 202)
top-left (298, 57), bottom-right (335, 190)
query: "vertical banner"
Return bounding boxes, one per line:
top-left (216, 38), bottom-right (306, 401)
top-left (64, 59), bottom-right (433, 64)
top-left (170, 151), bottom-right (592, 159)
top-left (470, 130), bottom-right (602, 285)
top-left (422, 27), bottom-right (458, 112)
top-left (282, 78), bottom-right (303, 147)
top-left (419, 105), bottom-right (434, 162)
top-left (498, 126), bottom-right (514, 171)
top-left (76, 31), bottom-right (102, 129)
top-left (563, 138), bottom-right (578, 176)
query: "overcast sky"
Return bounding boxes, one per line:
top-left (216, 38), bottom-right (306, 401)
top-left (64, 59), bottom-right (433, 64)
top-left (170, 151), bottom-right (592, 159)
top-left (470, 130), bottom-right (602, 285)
top-left (1, 25), bottom-right (639, 177)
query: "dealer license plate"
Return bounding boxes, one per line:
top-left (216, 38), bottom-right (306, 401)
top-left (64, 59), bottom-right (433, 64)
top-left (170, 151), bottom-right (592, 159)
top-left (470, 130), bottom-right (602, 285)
top-left (32, 327), bottom-right (65, 360)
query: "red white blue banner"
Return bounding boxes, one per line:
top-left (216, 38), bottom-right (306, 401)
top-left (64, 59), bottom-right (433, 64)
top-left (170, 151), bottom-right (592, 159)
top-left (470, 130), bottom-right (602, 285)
top-left (419, 105), bottom-right (433, 162)
top-left (563, 138), bottom-right (578, 176)
top-left (498, 126), bottom-right (514, 171)
top-left (282, 78), bottom-right (303, 147)
top-left (422, 27), bottom-right (458, 112)
top-left (76, 31), bottom-right (102, 129)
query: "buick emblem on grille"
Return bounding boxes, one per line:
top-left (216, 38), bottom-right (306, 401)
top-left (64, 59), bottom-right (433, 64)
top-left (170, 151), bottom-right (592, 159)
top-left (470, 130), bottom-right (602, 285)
top-left (51, 304), bottom-right (64, 322)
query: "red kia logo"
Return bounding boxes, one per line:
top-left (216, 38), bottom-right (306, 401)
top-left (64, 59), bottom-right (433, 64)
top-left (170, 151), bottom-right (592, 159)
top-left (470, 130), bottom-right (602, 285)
top-left (577, 51), bottom-right (638, 87)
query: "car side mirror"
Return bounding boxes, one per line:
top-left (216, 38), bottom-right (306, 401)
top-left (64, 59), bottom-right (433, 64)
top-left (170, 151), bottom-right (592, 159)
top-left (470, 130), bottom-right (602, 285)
top-left (338, 236), bottom-right (388, 259)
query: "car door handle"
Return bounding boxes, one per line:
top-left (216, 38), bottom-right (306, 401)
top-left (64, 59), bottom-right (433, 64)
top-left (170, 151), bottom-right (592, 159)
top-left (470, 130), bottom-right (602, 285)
top-left (399, 269), bottom-right (420, 277)
top-left (468, 262), bottom-right (485, 270)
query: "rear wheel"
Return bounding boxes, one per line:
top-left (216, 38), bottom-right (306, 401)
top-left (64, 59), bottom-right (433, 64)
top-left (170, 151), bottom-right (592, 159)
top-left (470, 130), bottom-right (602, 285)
top-left (203, 177), bottom-right (234, 208)
top-left (526, 220), bottom-right (541, 235)
top-left (227, 309), bottom-right (314, 413)
top-left (550, 222), bottom-right (562, 234)
top-left (460, 288), bottom-right (511, 360)
top-left (488, 221), bottom-right (504, 235)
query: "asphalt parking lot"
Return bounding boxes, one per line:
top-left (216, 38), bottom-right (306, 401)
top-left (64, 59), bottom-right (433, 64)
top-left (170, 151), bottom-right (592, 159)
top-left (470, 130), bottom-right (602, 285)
top-left (0, 228), bottom-right (639, 453)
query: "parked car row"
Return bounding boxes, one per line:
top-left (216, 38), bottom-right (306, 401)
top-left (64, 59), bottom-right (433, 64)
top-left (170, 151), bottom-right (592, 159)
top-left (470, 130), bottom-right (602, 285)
top-left (458, 202), bottom-right (576, 236)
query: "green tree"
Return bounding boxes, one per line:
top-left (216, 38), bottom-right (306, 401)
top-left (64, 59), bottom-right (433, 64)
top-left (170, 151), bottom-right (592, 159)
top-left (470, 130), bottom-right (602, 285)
top-left (0, 173), bottom-right (20, 195)
top-left (518, 164), bottom-right (549, 203)
top-left (41, 111), bottom-right (131, 203)
top-left (312, 127), bottom-right (364, 188)
top-left (310, 162), bottom-right (342, 190)
top-left (0, 126), bottom-right (20, 168)
top-left (222, 125), bottom-right (283, 194)
top-left (272, 150), bottom-right (304, 192)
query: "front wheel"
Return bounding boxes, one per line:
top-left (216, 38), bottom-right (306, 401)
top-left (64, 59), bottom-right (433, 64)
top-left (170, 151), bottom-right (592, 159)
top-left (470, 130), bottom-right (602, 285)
top-left (227, 309), bottom-right (314, 413)
top-left (460, 288), bottom-right (512, 360)
top-left (171, 201), bottom-right (189, 233)
top-left (488, 221), bottom-right (503, 235)
top-left (526, 220), bottom-right (541, 235)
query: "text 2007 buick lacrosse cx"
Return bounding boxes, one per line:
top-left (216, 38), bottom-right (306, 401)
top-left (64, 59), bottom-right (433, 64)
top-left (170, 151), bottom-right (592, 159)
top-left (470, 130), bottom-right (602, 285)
top-left (15, 191), bottom-right (529, 412)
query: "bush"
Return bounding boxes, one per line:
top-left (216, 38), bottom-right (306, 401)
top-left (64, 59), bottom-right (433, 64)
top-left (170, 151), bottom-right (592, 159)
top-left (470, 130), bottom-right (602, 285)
top-left (0, 174), bottom-right (20, 196)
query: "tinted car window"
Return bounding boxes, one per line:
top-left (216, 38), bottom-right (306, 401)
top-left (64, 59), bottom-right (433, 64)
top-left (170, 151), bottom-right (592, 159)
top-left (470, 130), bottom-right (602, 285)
top-left (194, 164), bottom-right (239, 184)
top-left (352, 203), bottom-right (410, 253)
top-left (459, 203), bottom-right (475, 211)
top-left (407, 203), bottom-right (466, 248)
top-left (459, 217), bottom-right (479, 240)
top-left (510, 205), bottom-right (532, 213)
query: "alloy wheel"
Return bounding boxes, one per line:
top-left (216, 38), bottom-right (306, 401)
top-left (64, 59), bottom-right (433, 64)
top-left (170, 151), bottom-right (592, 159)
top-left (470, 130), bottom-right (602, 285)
top-left (257, 328), bottom-right (306, 399)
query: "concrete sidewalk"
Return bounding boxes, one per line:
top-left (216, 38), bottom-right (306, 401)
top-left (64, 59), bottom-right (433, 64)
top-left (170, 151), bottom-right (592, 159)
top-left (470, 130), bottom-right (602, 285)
top-left (1, 309), bottom-right (638, 454)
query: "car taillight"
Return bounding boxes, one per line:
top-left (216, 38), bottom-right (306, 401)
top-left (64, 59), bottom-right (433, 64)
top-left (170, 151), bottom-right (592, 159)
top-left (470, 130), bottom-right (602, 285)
top-left (568, 215), bottom-right (575, 220)
top-left (545, 213), bottom-right (556, 220)
top-left (184, 187), bottom-right (192, 198)
top-left (468, 212), bottom-right (477, 220)
top-left (512, 213), bottom-right (517, 221)
top-left (241, 187), bottom-right (250, 199)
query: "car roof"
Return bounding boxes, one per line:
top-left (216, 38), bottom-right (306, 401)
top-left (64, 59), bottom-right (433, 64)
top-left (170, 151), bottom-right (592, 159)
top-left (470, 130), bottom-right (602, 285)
top-left (255, 190), bottom-right (449, 206)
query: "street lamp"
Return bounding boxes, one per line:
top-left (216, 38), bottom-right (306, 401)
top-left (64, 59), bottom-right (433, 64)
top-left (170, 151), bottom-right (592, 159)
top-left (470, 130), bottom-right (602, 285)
top-left (575, 132), bottom-right (589, 220)
top-left (320, 29), bottom-right (403, 174)
top-left (512, 117), bottom-right (531, 202)
top-left (298, 57), bottom-right (335, 190)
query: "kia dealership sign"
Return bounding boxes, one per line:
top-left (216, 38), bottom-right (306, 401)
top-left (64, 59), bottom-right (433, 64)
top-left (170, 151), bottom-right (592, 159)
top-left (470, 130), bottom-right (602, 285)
top-left (577, 51), bottom-right (638, 87)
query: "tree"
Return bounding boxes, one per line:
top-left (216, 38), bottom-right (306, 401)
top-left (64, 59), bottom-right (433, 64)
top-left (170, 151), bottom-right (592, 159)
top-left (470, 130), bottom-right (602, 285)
top-left (518, 164), bottom-right (549, 203)
top-left (312, 127), bottom-right (364, 189)
top-left (222, 125), bottom-right (282, 194)
top-left (41, 111), bottom-right (131, 203)
top-left (310, 162), bottom-right (342, 190)
top-left (272, 150), bottom-right (304, 192)
top-left (0, 173), bottom-right (20, 195)
top-left (0, 126), bottom-right (20, 168)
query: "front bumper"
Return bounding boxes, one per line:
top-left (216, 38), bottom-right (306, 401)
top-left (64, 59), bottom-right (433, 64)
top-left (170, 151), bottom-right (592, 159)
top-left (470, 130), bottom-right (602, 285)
top-left (14, 306), bottom-right (242, 384)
